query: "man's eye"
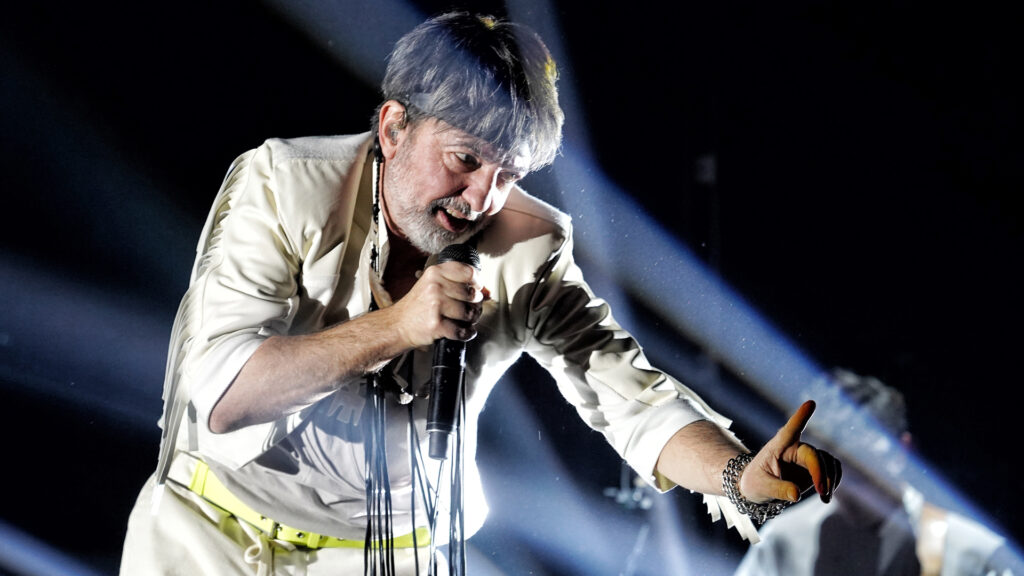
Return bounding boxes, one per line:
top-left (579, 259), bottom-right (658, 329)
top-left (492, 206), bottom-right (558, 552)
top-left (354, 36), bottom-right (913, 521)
top-left (498, 172), bottom-right (522, 186)
top-left (454, 152), bottom-right (481, 169)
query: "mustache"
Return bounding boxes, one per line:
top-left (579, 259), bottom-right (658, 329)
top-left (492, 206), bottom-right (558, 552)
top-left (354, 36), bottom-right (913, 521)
top-left (430, 196), bottom-right (481, 221)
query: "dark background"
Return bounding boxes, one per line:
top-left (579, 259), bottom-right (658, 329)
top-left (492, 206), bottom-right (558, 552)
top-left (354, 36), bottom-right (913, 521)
top-left (1, 1), bottom-right (1020, 574)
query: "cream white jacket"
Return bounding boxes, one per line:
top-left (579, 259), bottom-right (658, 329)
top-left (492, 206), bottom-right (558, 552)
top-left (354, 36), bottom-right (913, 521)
top-left (150, 132), bottom-right (757, 541)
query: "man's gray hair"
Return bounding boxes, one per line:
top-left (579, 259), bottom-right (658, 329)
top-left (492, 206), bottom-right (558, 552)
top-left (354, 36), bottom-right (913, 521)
top-left (376, 12), bottom-right (564, 172)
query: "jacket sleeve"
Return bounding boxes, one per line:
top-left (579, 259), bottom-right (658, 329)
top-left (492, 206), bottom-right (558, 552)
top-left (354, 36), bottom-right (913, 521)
top-left (521, 228), bottom-right (761, 540)
top-left (177, 142), bottom-right (305, 469)
top-left (169, 139), bottom-right (355, 470)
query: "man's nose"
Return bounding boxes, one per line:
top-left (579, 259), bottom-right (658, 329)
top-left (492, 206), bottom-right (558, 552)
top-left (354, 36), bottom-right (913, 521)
top-left (462, 165), bottom-right (501, 215)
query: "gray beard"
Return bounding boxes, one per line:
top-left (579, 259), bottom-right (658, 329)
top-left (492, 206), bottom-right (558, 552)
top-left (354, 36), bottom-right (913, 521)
top-left (395, 199), bottom-right (487, 255)
top-left (404, 219), bottom-right (464, 255)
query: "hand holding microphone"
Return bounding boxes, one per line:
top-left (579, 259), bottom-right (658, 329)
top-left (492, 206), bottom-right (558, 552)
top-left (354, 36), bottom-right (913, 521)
top-left (387, 244), bottom-right (485, 348)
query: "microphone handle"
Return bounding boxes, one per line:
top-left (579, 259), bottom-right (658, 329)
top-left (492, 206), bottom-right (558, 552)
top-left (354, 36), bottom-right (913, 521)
top-left (427, 337), bottom-right (466, 459)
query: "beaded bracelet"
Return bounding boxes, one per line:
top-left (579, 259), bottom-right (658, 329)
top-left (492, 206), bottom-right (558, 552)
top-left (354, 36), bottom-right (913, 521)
top-left (721, 453), bottom-right (789, 525)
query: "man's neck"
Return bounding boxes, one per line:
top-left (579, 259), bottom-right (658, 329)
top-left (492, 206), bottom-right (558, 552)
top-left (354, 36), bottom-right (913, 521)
top-left (382, 233), bottom-right (428, 300)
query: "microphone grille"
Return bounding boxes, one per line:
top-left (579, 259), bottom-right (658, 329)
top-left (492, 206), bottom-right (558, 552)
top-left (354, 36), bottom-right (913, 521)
top-left (437, 243), bottom-right (480, 269)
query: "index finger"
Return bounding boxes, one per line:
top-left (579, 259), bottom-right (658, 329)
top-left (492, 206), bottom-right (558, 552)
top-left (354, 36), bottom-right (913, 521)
top-left (431, 262), bottom-right (485, 304)
top-left (776, 399), bottom-right (816, 447)
top-left (435, 260), bottom-right (479, 283)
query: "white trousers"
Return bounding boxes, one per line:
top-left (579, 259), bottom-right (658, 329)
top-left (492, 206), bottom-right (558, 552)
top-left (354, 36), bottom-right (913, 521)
top-left (119, 473), bottom-right (441, 576)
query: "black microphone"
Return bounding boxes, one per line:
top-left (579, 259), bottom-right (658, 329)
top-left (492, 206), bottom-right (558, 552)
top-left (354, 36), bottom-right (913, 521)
top-left (426, 243), bottom-right (480, 460)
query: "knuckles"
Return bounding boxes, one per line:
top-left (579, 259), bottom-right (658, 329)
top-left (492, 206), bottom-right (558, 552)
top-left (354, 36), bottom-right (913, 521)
top-left (400, 263), bottom-right (486, 344)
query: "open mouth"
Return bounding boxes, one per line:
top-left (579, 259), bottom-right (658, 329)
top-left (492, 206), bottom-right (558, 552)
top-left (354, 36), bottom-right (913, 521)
top-left (434, 206), bottom-right (476, 234)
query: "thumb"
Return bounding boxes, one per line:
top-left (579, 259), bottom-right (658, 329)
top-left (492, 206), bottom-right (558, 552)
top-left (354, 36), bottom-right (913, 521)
top-left (758, 475), bottom-right (802, 503)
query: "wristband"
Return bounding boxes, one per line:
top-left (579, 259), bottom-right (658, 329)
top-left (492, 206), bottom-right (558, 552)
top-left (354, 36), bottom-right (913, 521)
top-left (721, 453), bottom-right (789, 525)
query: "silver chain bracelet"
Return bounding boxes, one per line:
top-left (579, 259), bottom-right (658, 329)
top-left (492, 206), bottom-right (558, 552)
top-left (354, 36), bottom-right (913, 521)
top-left (721, 453), bottom-right (789, 525)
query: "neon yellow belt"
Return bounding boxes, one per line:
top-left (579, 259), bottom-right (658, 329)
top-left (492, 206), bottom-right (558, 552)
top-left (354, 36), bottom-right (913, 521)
top-left (185, 458), bottom-right (429, 550)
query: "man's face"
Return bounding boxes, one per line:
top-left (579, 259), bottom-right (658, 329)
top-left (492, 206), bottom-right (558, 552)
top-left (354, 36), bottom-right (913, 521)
top-left (381, 118), bottom-right (529, 255)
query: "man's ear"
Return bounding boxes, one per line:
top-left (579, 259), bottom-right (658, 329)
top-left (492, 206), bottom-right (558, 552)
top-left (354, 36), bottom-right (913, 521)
top-left (377, 100), bottom-right (409, 160)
